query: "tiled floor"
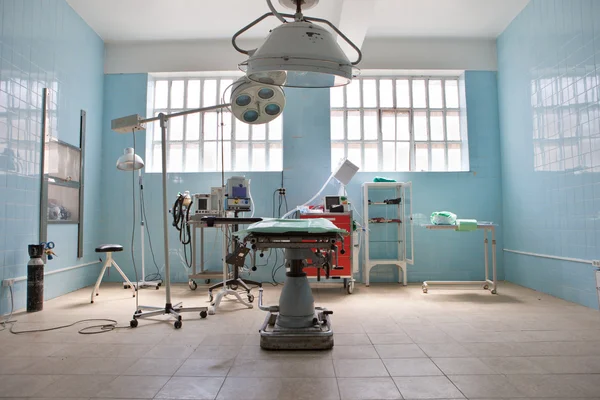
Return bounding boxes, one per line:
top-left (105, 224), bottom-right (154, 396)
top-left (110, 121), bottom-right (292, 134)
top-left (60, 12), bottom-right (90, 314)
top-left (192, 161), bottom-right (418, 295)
top-left (1, 281), bottom-right (600, 399)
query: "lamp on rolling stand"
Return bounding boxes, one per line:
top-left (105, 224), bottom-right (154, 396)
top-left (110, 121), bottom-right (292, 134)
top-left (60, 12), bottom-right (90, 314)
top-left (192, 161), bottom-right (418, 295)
top-left (116, 148), bottom-right (162, 290)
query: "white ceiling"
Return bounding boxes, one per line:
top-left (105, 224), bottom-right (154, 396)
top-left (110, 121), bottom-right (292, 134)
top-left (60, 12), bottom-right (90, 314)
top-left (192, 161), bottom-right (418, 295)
top-left (67, 0), bottom-right (529, 43)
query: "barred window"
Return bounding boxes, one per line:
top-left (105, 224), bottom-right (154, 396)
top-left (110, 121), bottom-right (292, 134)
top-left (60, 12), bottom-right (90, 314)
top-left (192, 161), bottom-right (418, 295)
top-left (146, 77), bottom-right (283, 173)
top-left (330, 76), bottom-right (467, 172)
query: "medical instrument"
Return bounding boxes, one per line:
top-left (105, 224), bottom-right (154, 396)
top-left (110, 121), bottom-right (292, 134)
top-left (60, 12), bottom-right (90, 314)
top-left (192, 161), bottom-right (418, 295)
top-left (283, 158), bottom-right (359, 219)
top-left (193, 194), bottom-right (212, 215)
top-left (236, 218), bottom-right (347, 350)
top-left (423, 223), bottom-right (497, 294)
top-left (233, 0), bottom-right (362, 88)
top-left (300, 212), bottom-right (356, 294)
top-left (362, 182), bottom-right (414, 287)
top-left (116, 148), bottom-right (162, 290)
top-left (225, 176), bottom-right (251, 212)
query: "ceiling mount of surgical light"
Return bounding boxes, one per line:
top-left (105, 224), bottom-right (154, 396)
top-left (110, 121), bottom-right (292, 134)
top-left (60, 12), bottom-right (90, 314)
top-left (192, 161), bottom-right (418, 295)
top-left (232, 0), bottom-right (362, 89)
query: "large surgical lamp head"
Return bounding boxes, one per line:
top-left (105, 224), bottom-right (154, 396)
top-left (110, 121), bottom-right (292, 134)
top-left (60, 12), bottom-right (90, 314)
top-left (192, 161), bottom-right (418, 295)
top-left (230, 77), bottom-right (285, 124)
top-left (232, 0), bottom-right (362, 88)
top-left (116, 148), bottom-right (144, 171)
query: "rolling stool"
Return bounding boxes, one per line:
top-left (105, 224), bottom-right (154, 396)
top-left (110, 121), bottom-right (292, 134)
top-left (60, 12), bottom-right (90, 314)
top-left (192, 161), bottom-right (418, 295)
top-left (91, 244), bottom-right (136, 303)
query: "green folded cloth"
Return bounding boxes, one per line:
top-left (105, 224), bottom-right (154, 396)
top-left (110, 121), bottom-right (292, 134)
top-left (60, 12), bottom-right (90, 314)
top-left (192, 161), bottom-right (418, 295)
top-left (456, 219), bottom-right (478, 232)
top-left (373, 177), bottom-right (396, 182)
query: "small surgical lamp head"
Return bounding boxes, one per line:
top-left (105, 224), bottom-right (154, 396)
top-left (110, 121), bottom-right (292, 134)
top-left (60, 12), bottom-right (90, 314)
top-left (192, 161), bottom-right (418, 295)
top-left (230, 77), bottom-right (285, 124)
top-left (116, 147), bottom-right (144, 171)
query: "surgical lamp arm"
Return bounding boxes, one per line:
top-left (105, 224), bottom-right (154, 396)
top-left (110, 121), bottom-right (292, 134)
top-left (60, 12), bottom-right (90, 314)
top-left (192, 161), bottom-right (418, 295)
top-left (140, 103), bottom-right (232, 124)
top-left (231, 12), bottom-right (363, 66)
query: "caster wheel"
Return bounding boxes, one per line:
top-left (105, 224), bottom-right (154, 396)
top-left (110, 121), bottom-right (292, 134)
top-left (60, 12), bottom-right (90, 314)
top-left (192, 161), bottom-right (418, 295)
top-left (491, 289), bottom-right (497, 294)
top-left (130, 319), bottom-right (138, 328)
top-left (230, 284), bottom-right (238, 291)
top-left (347, 281), bottom-right (354, 294)
top-left (205, 279), bottom-right (211, 284)
top-left (189, 281), bottom-right (198, 290)
top-left (155, 286), bottom-right (159, 290)
top-left (96, 293), bottom-right (99, 296)
top-left (132, 294), bottom-right (136, 298)
top-left (423, 288), bottom-right (428, 294)
top-left (135, 309), bottom-right (142, 315)
top-left (123, 285), bottom-right (129, 289)
top-left (248, 294), bottom-right (254, 303)
top-left (483, 284), bottom-right (489, 290)
top-left (90, 300), bottom-right (94, 304)
top-left (200, 311), bottom-right (208, 319)
top-left (174, 320), bottom-right (182, 329)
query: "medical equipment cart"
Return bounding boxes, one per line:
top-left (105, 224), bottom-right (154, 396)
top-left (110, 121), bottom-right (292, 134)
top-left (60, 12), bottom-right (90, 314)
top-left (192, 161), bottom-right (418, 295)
top-left (362, 182), bottom-right (414, 286)
top-left (188, 215), bottom-right (227, 290)
top-left (423, 224), bottom-right (497, 294)
top-left (300, 212), bottom-right (356, 293)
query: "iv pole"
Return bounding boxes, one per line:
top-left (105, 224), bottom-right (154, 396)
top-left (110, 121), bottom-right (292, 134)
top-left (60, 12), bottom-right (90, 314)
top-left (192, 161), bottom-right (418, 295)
top-left (122, 103), bottom-right (231, 329)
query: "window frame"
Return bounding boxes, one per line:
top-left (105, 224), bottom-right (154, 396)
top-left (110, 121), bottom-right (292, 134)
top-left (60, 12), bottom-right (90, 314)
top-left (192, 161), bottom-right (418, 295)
top-left (330, 75), bottom-right (465, 172)
top-left (146, 76), bottom-right (283, 173)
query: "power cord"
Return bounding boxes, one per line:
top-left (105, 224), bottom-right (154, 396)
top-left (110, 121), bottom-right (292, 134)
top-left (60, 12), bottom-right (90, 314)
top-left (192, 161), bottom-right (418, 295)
top-left (140, 176), bottom-right (162, 282)
top-left (131, 130), bottom-right (140, 310)
top-left (0, 286), bottom-right (16, 332)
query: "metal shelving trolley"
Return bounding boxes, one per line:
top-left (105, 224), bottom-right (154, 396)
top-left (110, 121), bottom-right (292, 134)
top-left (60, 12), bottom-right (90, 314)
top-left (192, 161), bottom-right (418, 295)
top-left (362, 182), bottom-right (413, 286)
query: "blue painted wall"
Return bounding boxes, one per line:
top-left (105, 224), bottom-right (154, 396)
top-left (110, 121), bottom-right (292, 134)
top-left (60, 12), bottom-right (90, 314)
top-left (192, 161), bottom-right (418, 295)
top-left (102, 71), bottom-right (504, 285)
top-left (498, 0), bottom-right (600, 309)
top-left (0, 0), bottom-right (105, 315)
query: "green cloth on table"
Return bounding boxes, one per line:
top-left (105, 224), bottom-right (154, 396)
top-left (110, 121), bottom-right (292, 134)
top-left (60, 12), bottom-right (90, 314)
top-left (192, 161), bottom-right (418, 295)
top-left (234, 218), bottom-right (348, 237)
top-left (373, 177), bottom-right (397, 182)
top-left (456, 219), bottom-right (478, 232)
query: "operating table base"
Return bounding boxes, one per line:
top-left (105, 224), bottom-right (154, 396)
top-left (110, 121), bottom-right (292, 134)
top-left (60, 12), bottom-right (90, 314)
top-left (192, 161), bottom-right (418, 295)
top-left (259, 309), bottom-right (334, 350)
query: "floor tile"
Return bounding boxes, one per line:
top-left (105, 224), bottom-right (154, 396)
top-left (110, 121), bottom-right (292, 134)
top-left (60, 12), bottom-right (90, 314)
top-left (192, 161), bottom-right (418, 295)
top-left (480, 357), bottom-right (547, 374)
top-left (70, 357), bottom-right (137, 375)
top-left (375, 344), bottom-right (427, 358)
top-left (528, 355), bottom-right (600, 373)
top-left (404, 330), bottom-right (454, 344)
top-left (334, 358), bottom-right (389, 377)
top-left (123, 358), bottom-right (185, 376)
top-left (95, 375), bottom-right (170, 398)
top-left (189, 345), bottom-right (241, 359)
top-left (175, 358), bottom-right (234, 376)
top-left (0, 374), bottom-right (60, 397)
top-left (335, 333), bottom-right (372, 345)
top-left (418, 343), bottom-right (473, 358)
top-left (332, 345), bottom-right (379, 359)
top-left (200, 334), bottom-right (248, 346)
top-left (37, 374), bottom-right (117, 398)
top-left (506, 374), bottom-right (589, 398)
top-left (217, 377), bottom-right (340, 400)
top-left (155, 376), bottom-right (224, 399)
top-left (432, 357), bottom-right (498, 375)
top-left (146, 344), bottom-right (196, 359)
top-left (0, 357), bottom-right (38, 374)
top-left (338, 377), bottom-right (402, 400)
top-left (383, 358), bottom-right (443, 377)
top-left (368, 333), bottom-right (413, 344)
top-left (449, 374), bottom-right (524, 398)
top-left (561, 374), bottom-right (600, 397)
top-left (228, 358), bottom-right (335, 377)
top-left (393, 376), bottom-right (465, 399)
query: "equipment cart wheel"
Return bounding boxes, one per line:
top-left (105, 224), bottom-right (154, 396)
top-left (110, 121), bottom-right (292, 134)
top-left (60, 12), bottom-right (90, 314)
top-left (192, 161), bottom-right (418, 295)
top-left (248, 294), bottom-right (255, 303)
top-left (174, 320), bottom-right (182, 329)
top-left (189, 280), bottom-right (197, 290)
top-left (123, 285), bottom-right (130, 289)
top-left (491, 289), bottom-right (497, 294)
top-left (422, 287), bottom-right (428, 294)
top-left (200, 311), bottom-right (208, 319)
top-left (205, 279), bottom-right (211, 284)
top-left (130, 319), bottom-right (138, 328)
top-left (483, 284), bottom-right (489, 290)
top-left (347, 280), bottom-right (355, 294)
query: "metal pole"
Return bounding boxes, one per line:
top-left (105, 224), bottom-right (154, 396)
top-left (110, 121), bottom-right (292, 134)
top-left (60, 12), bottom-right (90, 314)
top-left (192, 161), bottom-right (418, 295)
top-left (139, 169), bottom-right (145, 284)
top-left (160, 113), bottom-right (171, 306)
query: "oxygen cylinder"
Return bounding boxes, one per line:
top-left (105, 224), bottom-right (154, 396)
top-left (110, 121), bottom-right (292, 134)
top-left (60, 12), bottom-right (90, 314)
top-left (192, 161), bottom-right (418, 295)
top-left (27, 244), bottom-right (45, 312)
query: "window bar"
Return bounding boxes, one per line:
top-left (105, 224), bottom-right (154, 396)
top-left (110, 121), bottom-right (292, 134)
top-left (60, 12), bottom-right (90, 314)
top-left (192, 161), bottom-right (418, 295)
top-left (442, 79), bottom-right (448, 171)
top-left (182, 79), bottom-right (189, 171)
top-left (199, 79), bottom-right (205, 172)
top-left (425, 78), bottom-right (432, 172)
top-left (408, 78), bottom-right (415, 171)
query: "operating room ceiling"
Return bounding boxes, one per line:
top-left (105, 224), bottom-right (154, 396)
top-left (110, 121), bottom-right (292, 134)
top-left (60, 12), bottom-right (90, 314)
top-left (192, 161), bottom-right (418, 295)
top-left (66, 0), bottom-right (530, 43)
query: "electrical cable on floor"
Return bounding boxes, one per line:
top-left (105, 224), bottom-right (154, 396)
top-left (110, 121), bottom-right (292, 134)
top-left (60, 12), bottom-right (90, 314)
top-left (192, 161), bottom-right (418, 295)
top-left (1, 285), bottom-right (129, 335)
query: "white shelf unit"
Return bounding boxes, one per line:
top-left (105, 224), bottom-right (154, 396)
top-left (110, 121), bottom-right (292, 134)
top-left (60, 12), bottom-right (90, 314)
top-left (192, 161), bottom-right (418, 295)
top-left (362, 182), bottom-right (414, 286)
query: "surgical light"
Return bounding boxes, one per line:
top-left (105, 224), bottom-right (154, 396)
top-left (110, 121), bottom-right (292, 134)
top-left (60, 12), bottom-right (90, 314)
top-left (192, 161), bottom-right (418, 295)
top-left (229, 77), bottom-right (285, 125)
top-left (232, 0), bottom-right (362, 88)
top-left (116, 148), bottom-right (144, 171)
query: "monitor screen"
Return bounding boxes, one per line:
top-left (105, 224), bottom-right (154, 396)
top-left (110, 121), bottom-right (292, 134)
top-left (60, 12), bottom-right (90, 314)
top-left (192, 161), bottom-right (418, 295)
top-left (197, 198), bottom-right (208, 211)
top-left (325, 196), bottom-right (340, 210)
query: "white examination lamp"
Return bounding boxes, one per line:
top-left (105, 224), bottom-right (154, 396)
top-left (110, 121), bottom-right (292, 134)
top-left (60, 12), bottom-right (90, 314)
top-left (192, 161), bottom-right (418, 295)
top-left (110, 79), bottom-right (284, 328)
top-left (232, 0), bottom-right (362, 88)
top-left (116, 148), bottom-right (144, 171)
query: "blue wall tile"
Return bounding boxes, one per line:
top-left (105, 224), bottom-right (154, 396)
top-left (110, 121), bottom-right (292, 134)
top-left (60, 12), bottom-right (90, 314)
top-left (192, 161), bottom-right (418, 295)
top-left (498, 0), bottom-right (600, 309)
top-left (102, 71), bottom-right (504, 286)
top-left (0, 0), bottom-right (105, 315)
